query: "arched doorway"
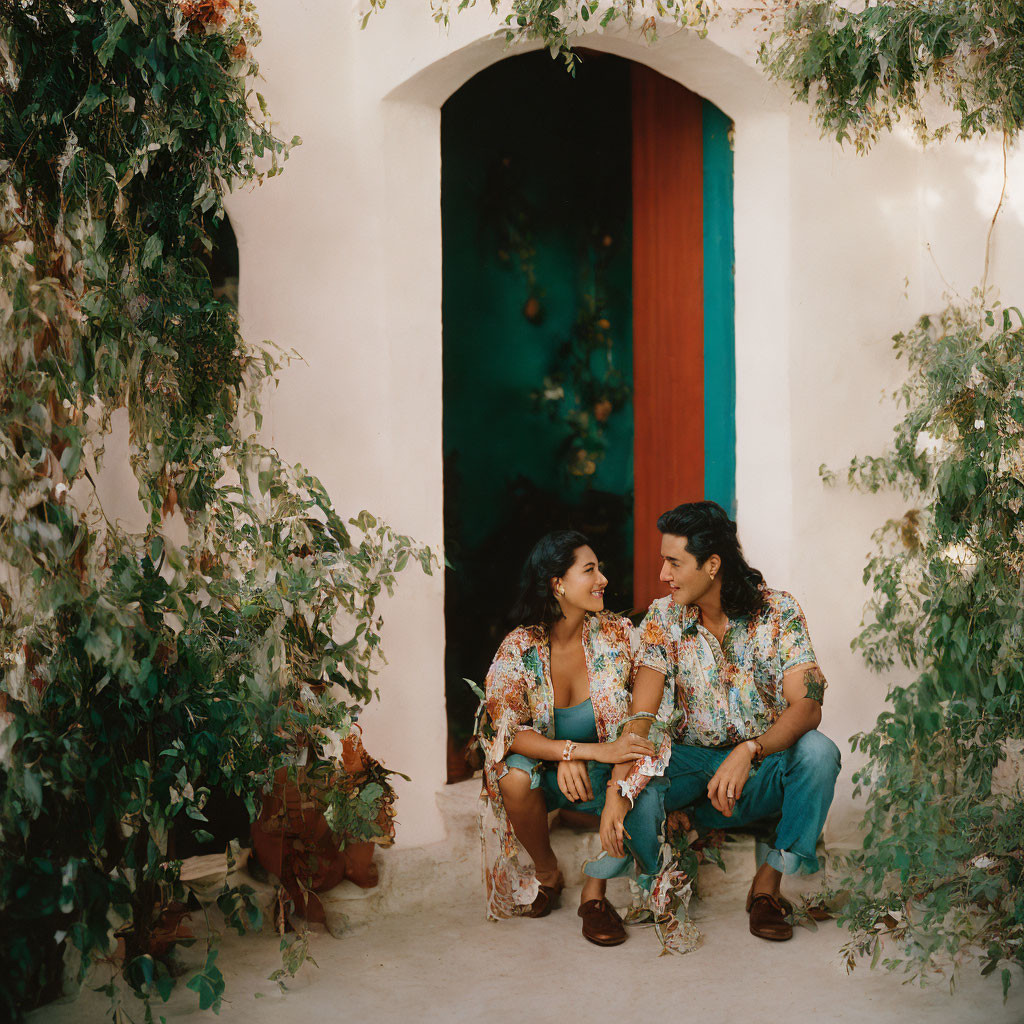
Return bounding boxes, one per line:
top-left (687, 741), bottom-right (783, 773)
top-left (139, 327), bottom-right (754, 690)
top-left (441, 53), bottom-right (736, 778)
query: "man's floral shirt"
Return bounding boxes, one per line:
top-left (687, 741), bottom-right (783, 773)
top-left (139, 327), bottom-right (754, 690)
top-left (634, 587), bottom-right (821, 748)
top-left (477, 611), bottom-right (672, 919)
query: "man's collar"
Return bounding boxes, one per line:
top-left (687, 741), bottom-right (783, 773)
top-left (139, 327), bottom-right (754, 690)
top-left (675, 602), bottom-right (752, 632)
top-left (676, 602), bottom-right (700, 631)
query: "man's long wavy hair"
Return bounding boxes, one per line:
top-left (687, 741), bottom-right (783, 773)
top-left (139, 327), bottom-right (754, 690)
top-left (508, 530), bottom-right (591, 629)
top-left (657, 501), bottom-right (765, 618)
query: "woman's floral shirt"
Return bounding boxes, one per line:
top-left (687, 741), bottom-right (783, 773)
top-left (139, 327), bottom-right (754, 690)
top-left (634, 588), bottom-right (821, 748)
top-left (477, 611), bottom-right (673, 920)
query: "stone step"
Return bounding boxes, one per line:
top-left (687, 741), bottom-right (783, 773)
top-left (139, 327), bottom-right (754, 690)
top-left (317, 776), bottom-right (763, 933)
top-left (221, 776), bottom-right (771, 937)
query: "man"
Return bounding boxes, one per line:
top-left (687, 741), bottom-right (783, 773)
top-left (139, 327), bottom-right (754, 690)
top-left (632, 500), bottom-right (841, 941)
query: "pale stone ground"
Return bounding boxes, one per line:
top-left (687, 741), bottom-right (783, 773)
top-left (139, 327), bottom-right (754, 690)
top-left (32, 781), bottom-right (1024, 1024)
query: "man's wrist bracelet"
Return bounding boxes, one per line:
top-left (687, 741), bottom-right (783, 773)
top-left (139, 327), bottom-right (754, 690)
top-left (745, 738), bottom-right (764, 765)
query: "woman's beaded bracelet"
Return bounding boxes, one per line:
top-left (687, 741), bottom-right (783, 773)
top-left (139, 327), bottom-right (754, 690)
top-left (561, 740), bottom-right (577, 761)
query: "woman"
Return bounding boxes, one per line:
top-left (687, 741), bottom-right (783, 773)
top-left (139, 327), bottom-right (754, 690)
top-left (479, 530), bottom-right (670, 946)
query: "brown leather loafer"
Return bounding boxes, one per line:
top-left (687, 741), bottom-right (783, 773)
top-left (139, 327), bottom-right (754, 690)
top-left (747, 892), bottom-right (793, 941)
top-left (578, 898), bottom-right (627, 946)
top-left (745, 881), bottom-right (793, 916)
top-left (526, 873), bottom-right (564, 918)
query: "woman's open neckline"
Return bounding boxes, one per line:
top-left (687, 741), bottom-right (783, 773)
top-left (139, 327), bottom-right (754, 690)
top-left (553, 696), bottom-right (593, 712)
top-left (547, 617), bottom-right (593, 711)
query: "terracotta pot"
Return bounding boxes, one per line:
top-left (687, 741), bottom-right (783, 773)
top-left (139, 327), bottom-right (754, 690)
top-left (251, 725), bottom-right (394, 922)
top-left (251, 766), bottom-right (349, 923)
top-left (341, 841), bottom-right (379, 888)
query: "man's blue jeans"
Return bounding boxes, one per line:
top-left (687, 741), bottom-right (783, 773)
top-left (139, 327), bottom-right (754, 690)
top-left (664, 730), bottom-right (841, 874)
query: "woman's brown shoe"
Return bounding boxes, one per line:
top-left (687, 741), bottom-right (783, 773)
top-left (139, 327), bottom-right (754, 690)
top-left (578, 898), bottom-right (627, 946)
top-left (526, 873), bottom-right (564, 918)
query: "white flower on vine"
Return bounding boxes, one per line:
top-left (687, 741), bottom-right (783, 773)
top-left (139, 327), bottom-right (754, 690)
top-left (942, 542), bottom-right (977, 576)
top-left (997, 442), bottom-right (1024, 483)
top-left (914, 430), bottom-right (954, 458)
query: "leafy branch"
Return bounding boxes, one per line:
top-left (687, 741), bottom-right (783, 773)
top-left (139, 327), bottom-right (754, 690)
top-left (0, 2), bottom-right (434, 1019)
top-left (753, 1), bottom-right (1024, 152)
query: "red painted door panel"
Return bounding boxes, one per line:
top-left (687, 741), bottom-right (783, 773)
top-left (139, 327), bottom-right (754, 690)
top-left (631, 65), bottom-right (705, 610)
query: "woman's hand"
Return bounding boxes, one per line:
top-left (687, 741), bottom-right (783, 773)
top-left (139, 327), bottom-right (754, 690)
top-left (556, 760), bottom-right (593, 803)
top-left (598, 731), bottom-right (656, 764)
top-left (600, 788), bottom-right (630, 857)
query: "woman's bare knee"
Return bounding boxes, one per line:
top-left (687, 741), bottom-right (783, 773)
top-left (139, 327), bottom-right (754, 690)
top-left (498, 767), bottom-right (535, 808)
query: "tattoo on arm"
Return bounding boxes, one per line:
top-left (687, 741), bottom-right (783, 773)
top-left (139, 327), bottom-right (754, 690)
top-left (802, 666), bottom-right (826, 705)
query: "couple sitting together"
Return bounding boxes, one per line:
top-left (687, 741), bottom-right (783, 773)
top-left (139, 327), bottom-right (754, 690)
top-left (478, 500), bottom-right (841, 949)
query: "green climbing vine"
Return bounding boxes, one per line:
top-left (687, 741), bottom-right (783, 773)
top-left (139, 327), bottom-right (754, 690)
top-left (752, 1), bottom-right (1024, 995)
top-left (819, 297), bottom-right (1024, 995)
top-left (0, 2), bottom-right (433, 1020)
top-left (754, 1), bottom-right (1024, 151)
top-left (534, 287), bottom-right (632, 481)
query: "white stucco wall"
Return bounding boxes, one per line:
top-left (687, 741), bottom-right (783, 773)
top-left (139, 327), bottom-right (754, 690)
top-left (220, 1), bottom-right (1023, 848)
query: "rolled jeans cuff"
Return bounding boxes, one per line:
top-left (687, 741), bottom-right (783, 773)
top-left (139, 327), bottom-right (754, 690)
top-left (755, 839), bottom-right (820, 875)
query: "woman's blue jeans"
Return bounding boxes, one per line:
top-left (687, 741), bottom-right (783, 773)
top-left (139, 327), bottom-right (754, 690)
top-left (503, 754), bottom-right (665, 881)
top-left (663, 729), bottom-right (841, 874)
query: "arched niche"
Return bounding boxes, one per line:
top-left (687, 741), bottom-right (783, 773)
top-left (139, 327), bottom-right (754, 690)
top-left (205, 212), bottom-right (240, 307)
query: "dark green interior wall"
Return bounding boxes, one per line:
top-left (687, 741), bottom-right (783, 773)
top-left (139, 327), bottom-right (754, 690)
top-left (441, 53), bottom-right (634, 555)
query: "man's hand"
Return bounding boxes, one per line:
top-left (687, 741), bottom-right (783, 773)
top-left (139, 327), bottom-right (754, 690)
top-left (600, 787), bottom-right (630, 857)
top-left (556, 760), bottom-right (593, 803)
top-left (706, 744), bottom-right (754, 817)
top-left (599, 732), bottom-right (656, 764)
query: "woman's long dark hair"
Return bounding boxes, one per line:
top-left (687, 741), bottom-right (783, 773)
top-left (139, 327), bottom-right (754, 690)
top-left (508, 530), bottom-right (591, 629)
top-left (656, 501), bottom-right (764, 618)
